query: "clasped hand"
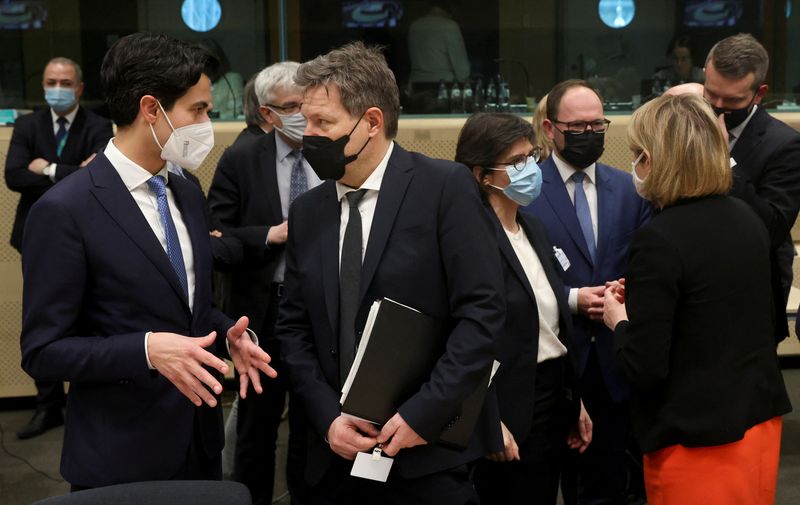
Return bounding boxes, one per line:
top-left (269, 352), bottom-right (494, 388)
top-left (147, 316), bottom-right (277, 407)
top-left (327, 412), bottom-right (426, 460)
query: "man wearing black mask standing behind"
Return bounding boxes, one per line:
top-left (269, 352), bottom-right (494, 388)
top-left (703, 34), bottom-right (800, 344)
top-left (522, 79), bottom-right (651, 505)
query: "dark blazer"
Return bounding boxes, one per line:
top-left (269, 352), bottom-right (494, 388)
top-left (4, 107), bottom-right (114, 251)
top-left (490, 210), bottom-right (579, 445)
top-left (234, 124), bottom-right (267, 145)
top-left (614, 195), bottom-right (791, 453)
top-left (275, 144), bottom-right (505, 483)
top-left (728, 106), bottom-right (800, 342)
top-left (20, 153), bottom-right (233, 488)
top-left (522, 156), bottom-right (651, 402)
top-left (207, 132), bottom-right (284, 336)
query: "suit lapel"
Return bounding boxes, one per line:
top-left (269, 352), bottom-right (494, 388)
top-left (262, 134), bottom-right (284, 222)
top-left (88, 153), bottom-right (191, 311)
top-left (358, 146), bottom-right (414, 304)
top-left (731, 107), bottom-right (767, 172)
top-left (492, 212), bottom-right (537, 308)
top-left (318, 182), bottom-right (342, 335)
top-left (594, 164), bottom-right (614, 269)
top-left (539, 158), bottom-right (593, 265)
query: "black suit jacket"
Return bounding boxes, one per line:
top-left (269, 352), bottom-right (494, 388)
top-left (614, 195), bottom-right (791, 453)
top-left (729, 106), bottom-right (800, 341)
top-left (4, 107), bottom-right (114, 251)
top-left (275, 144), bottom-right (505, 483)
top-left (20, 153), bottom-right (233, 487)
top-left (491, 210), bottom-right (579, 445)
top-left (207, 132), bottom-right (284, 337)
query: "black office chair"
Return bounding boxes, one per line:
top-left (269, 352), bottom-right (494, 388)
top-left (31, 480), bottom-right (252, 505)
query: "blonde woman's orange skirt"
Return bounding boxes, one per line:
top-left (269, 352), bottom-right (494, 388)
top-left (643, 417), bottom-right (782, 505)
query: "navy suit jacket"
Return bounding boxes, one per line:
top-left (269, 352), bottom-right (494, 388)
top-left (490, 210), bottom-right (579, 445)
top-left (275, 144), bottom-right (505, 483)
top-left (522, 156), bottom-right (651, 402)
top-left (4, 106), bottom-right (113, 251)
top-left (20, 153), bottom-right (233, 488)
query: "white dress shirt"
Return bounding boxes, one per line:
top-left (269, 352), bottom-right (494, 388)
top-left (271, 133), bottom-right (322, 282)
top-left (504, 225), bottom-right (567, 363)
top-left (105, 139), bottom-right (196, 367)
top-left (335, 142), bottom-right (394, 266)
top-left (552, 154), bottom-right (598, 314)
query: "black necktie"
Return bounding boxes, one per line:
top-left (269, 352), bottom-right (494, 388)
top-left (54, 117), bottom-right (68, 158)
top-left (339, 189), bottom-right (367, 385)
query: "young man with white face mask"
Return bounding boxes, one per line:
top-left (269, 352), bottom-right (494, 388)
top-left (207, 60), bottom-right (321, 505)
top-left (4, 56), bottom-right (113, 440)
top-left (19, 33), bottom-right (277, 490)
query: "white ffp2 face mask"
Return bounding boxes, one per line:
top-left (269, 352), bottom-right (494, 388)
top-left (271, 110), bottom-right (307, 144)
top-left (149, 101), bottom-right (214, 170)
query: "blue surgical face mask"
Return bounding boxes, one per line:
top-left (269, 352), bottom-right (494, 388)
top-left (44, 87), bottom-right (77, 113)
top-left (487, 156), bottom-right (543, 206)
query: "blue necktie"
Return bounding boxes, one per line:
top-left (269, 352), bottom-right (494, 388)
top-left (54, 117), bottom-right (68, 158)
top-left (289, 150), bottom-right (308, 204)
top-left (571, 172), bottom-right (596, 262)
top-left (147, 175), bottom-right (189, 298)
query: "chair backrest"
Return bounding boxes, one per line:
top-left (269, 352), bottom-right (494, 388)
top-left (31, 480), bottom-right (252, 505)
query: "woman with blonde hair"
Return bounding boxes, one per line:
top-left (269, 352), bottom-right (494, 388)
top-left (531, 94), bottom-right (554, 161)
top-left (602, 93), bottom-right (791, 504)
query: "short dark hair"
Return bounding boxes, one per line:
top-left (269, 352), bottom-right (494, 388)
top-left (295, 42), bottom-right (400, 138)
top-left (546, 79), bottom-right (603, 122)
top-left (455, 113), bottom-right (534, 201)
top-left (101, 33), bottom-right (208, 127)
top-left (706, 33), bottom-right (769, 90)
top-left (667, 34), bottom-right (693, 57)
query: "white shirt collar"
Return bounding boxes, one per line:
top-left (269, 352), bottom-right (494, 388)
top-left (336, 141), bottom-right (395, 200)
top-left (552, 152), bottom-right (596, 185)
top-left (728, 103), bottom-right (758, 140)
top-left (51, 106), bottom-right (79, 127)
top-left (104, 138), bottom-right (169, 192)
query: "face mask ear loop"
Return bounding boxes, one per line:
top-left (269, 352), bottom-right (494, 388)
top-left (149, 100), bottom-right (175, 151)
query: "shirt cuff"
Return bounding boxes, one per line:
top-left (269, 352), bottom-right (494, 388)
top-left (44, 163), bottom-right (57, 181)
top-left (225, 327), bottom-right (259, 354)
top-left (730, 157), bottom-right (737, 168)
top-left (144, 331), bottom-right (155, 370)
top-left (568, 288), bottom-right (579, 314)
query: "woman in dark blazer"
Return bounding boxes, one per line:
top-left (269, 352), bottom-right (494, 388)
top-left (455, 113), bottom-right (591, 505)
top-left (603, 93), bottom-right (791, 505)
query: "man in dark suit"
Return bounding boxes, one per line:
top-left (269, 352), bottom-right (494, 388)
top-left (701, 34), bottom-right (800, 343)
top-left (208, 61), bottom-right (320, 505)
top-left (275, 42), bottom-right (505, 505)
top-left (19, 32), bottom-right (275, 490)
top-left (4, 56), bottom-right (113, 439)
top-left (523, 80), bottom-right (651, 505)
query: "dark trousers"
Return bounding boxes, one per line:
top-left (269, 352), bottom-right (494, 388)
top-left (563, 346), bottom-right (636, 505)
top-left (35, 380), bottom-right (66, 410)
top-left (307, 457), bottom-right (478, 505)
top-left (234, 286), bottom-right (307, 505)
top-left (474, 357), bottom-right (571, 505)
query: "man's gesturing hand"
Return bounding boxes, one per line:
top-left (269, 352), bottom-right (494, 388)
top-left (226, 316), bottom-right (278, 398)
top-left (147, 331), bottom-right (228, 408)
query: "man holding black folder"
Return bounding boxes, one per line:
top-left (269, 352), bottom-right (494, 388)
top-left (275, 42), bottom-right (505, 504)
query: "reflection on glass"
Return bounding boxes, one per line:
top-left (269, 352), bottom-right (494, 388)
top-left (598, 0), bottom-right (635, 29)
top-left (181, 0), bottom-right (222, 33)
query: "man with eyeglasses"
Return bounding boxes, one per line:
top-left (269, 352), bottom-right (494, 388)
top-left (703, 34), bottom-right (800, 345)
top-left (207, 61), bottom-right (321, 505)
top-left (523, 79), bottom-right (652, 505)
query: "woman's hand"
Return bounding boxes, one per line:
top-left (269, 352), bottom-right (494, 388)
top-left (602, 285), bottom-right (628, 330)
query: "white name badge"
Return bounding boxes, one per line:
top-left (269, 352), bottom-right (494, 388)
top-left (554, 246), bottom-right (571, 271)
top-left (351, 447), bottom-right (394, 482)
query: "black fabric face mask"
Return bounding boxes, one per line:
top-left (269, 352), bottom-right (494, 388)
top-left (558, 129), bottom-right (605, 169)
top-left (302, 113), bottom-right (370, 181)
top-left (712, 98), bottom-right (755, 131)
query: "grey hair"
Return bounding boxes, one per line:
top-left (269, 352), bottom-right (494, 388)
top-left (242, 76), bottom-right (264, 127)
top-left (46, 57), bottom-right (83, 83)
top-left (254, 61), bottom-right (301, 106)
top-left (295, 42), bottom-right (400, 139)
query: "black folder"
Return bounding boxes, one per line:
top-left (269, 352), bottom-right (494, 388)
top-left (340, 298), bottom-right (494, 449)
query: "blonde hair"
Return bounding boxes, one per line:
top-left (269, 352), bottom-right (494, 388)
top-left (532, 94), bottom-right (553, 160)
top-left (627, 93), bottom-right (731, 208)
